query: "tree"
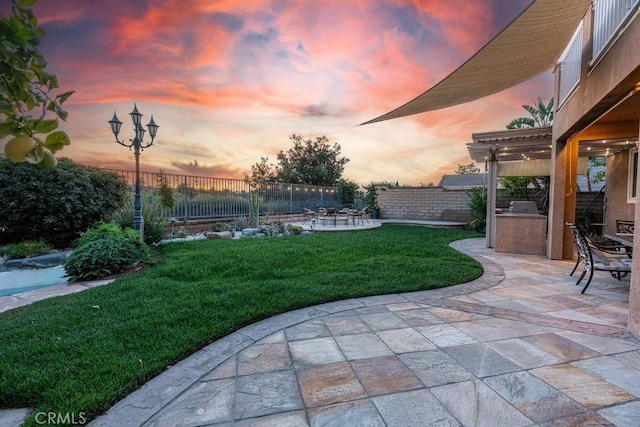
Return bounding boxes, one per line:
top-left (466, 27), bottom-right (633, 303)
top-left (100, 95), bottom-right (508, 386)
top-left (504, 97), bottom-right (554, 213)
top-left (246, 156), bottom-right (276, 186)
top-left (501, 176), bottom-right (533, 200)
top-left (1, 0), bottom-right (74, 168)
top-left (276, 134), bottom-right (349, 185)
top-left (506, 97), bottom-right (554, 129)
top-left (338, 180), bottom-right (359, 205)
top-left (456, 163), bottom-right (481, 174)
top-left (247, 134), bottom-right (349, 186)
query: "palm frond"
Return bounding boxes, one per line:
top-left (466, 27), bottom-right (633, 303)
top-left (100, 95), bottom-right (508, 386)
top-left (506, 117), bottom-right (536, 129)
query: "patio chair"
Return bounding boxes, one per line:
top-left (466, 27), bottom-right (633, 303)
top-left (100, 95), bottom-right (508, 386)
top-left (349, 206), bottom-right (369, 225)
top-left (616, 219), bottom-right (636, 256)
top-left (566, 223), bottom-right (632, 294)
top-left (302, 208), bottom-right (316, 224)
top-left (616, 219), bottom-right (634, 234)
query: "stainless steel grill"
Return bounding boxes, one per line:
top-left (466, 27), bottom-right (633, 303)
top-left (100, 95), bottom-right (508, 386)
top-left (509, 201), bottom-right (539, 215)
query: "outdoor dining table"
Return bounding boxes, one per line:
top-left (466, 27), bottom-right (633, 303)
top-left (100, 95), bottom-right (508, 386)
top-left (318, 208), bottom-right (348, 227)
top-left (604, 233), bottom-right (634, 250)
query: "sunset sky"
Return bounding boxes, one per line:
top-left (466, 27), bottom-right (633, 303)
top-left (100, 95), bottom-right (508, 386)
top-left (3, 0), bottom-right (553, 186)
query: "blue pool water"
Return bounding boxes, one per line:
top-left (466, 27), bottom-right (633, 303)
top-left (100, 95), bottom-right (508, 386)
top-left (0, 265), bottom-right (68, 297)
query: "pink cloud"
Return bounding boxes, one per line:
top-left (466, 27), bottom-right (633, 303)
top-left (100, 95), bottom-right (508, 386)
top-left (169, 159), bottom-right (245, 179)
top-left (407, 0), bottom-right (494, 54)
top-left (16, 0), bottom-right (548, 186)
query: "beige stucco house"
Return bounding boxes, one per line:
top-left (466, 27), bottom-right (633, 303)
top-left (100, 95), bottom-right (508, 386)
top-left (548, 0), bottom-right (640, 337)
top-left (363, 0), bottom-right (640, 339)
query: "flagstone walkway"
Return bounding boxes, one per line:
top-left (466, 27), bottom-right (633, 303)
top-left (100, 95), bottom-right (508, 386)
top-left (3, 237), bottom-right (639, 426)
top-left (84, 238), bottom-right (640, 426)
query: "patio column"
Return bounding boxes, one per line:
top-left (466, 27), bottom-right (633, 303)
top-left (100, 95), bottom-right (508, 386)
top-left (548, 136), bottom-right (579, 259)
top-left (485, 147), bottom-right (498, 248)
top-left (629, 125), bottom-right (640, 340)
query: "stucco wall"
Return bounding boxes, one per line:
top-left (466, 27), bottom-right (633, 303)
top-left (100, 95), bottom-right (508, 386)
top-left (605, 150), bottom-right (635, 232)
top-left (554, 6), bottom-right (640, 139)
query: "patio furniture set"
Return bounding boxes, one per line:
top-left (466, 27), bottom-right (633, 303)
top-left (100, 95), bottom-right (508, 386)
top-left (566, 220), bottom-right (634, 294)
top-left (302, 205), bottom-right (369, 227)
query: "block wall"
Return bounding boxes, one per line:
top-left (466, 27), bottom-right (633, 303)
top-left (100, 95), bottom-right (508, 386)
top-left (376, 187), bottom-right (471, 222)
top-left (376, 187), bottom-right (603, 223)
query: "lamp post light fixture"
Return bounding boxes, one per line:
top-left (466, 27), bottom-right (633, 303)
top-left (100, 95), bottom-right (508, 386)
top-left (108, 104), bottom-right (159, 238)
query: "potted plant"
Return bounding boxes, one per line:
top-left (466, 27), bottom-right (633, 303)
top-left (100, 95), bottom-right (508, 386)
top-left (371, 202), bottom-right (380, 219)
top-left (363, 183), bottom-right (380, 219)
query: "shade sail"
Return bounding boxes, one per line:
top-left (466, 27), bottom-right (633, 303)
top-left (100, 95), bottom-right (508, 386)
top-left (362, 0), bottom-right (592, 125)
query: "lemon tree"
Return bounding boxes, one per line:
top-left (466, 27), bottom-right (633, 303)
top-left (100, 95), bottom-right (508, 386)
top-left (0, 0), bottom-right (74, 169)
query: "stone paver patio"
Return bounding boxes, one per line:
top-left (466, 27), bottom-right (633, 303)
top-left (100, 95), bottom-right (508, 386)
top-left (2, 236), bottom-right (640, 426)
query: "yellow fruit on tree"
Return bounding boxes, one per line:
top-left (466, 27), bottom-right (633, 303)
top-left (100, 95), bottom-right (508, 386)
top-left (4, 136), bottom-right (36, 163)
top-left (38, 148), bottom-right (58, 169)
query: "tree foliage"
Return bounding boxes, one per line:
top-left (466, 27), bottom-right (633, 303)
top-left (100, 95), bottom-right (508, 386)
top-left (156, 169), bottom-right (175, 209)
top-left (0, 157), bottom-right (128, 247)
top-left (506, 97), bottom-right (553, 129)
top-left (503, 96), bottom-right (553, 213)
top-left (456, 163), bottom-right (481, 174)
top-left (246, 156), bottom-right (276, 186)
top-left (501, 176), bottom-right (534, 200)
top-left (0, 0), bottom-right (74, 167)
top-left (247, 134), bottom-right (349, 186)
top-left (586, 156), bottom-right (606, 191)
top-left (338, 180), bottom-right (359, 205)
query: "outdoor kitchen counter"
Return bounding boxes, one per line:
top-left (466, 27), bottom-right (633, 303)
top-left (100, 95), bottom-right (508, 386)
top-left (494, 213), bottom-right (547, 256)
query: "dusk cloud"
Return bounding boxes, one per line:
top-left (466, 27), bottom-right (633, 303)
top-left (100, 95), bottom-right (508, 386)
top-left (2, 0), bottom-right (552, 186)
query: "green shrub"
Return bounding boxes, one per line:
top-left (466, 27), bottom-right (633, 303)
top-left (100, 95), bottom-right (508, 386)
top-left (64, 236), bottom-right (144, 282)
top-left (285, 224), bottom-right (304, 235)
top-left (3, 240), bottom-right (52, 258)
top-left (232, 217), bottom-right (251, 232)
top-left (260, 214), bottom-right (284, 236)
top-left (113, 197), bottom-right (168, 245)
top-left (466, 186), bottom-right (487, 233)
top-left (64, 223), bottom-right (150, 282)
top-left (75, 222), bottom-right (142, 249)
top-left (210, 222), bottom-right (229, 232)
top-left (0, 158), bottom-right (127, 248)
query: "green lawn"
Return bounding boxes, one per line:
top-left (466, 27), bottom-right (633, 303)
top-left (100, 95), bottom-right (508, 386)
top-left (0, 225), bottom-right (482, 426)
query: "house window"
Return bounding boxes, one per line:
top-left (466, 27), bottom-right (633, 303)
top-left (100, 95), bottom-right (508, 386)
top-left (628, 146), bottom-right (638, 203)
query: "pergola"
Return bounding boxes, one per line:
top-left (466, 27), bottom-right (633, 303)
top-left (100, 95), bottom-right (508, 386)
top-left (466, 127), bottom-right (634, 247)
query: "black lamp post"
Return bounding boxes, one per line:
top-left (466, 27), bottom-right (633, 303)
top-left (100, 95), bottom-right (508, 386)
top-left (108, 104), bottom-right (159, 238)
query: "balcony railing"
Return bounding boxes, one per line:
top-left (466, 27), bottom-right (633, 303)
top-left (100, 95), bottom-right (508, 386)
top-left (592, 0), bottom-right (639, 64)
top-left (557, 22), bottom-right (583, 106)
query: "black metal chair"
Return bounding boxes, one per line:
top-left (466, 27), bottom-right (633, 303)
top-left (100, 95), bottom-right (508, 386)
top-left (616, 219), bottom-right (635, 234)
top-left (566, 223), bottom-right (632, 294)
top-left (351, 206), bottom-right (369, 225)
top-left (615, 220), bottom-right (634, 257)
top-left (302, 208), bottom-right (316, 224)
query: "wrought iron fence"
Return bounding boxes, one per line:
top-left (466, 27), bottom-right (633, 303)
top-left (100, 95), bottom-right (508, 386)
top-left (103, 169), bottom-right (350, 220)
